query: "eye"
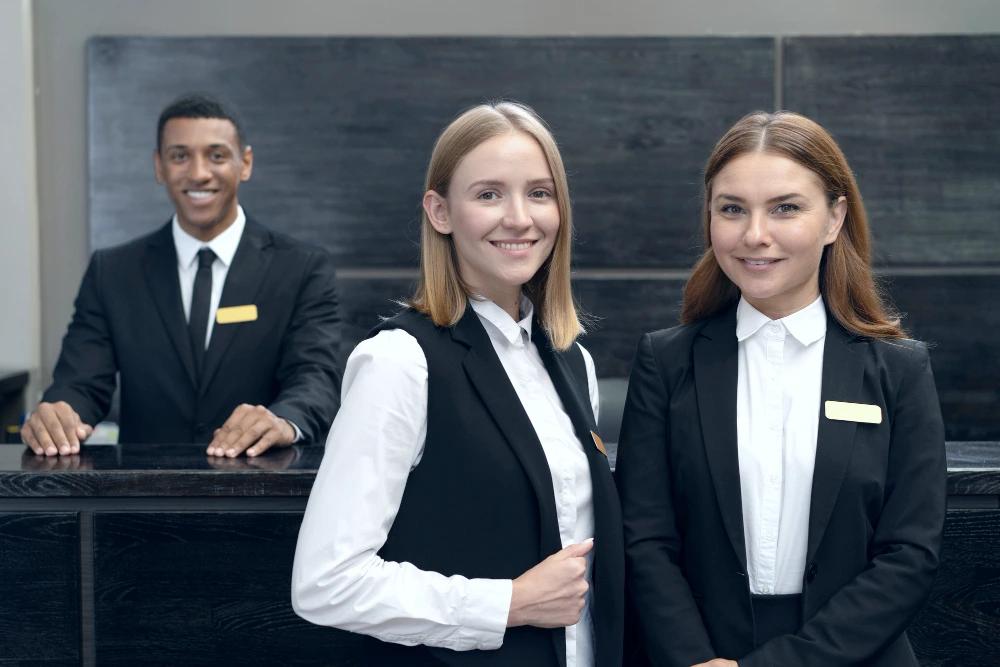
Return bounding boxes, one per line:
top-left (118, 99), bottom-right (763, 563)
top-left (168, 150), bottom-right (188, 163)
top-left (529, 188), bottom-right (553, 199)
top-left (476, 191), bottom-right (499, 201)
top-left (772, 202), bottom-right (800, 215)
top-left (719, 203), bottom-right (744, 216)
top-left (210, 150), bottom-right (228, 162)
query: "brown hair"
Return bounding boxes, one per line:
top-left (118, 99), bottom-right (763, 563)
top-left (681, 111), bottom-right (904, 339)
top-left (409, 101), bottom-right (583, 350)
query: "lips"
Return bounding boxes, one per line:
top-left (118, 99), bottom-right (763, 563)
top-left (490, 240), bottom-right (537, 251)
top-left (740, 257), bottom-right (781, 266)
top-left (185, 189), bottom-right (218, 201)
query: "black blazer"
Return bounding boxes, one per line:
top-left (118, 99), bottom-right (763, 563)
top-left (342, 306), bottom-right (624, 667)
top-left (43, 217), bottom-right (342, 443)
top-left (616, 306), bottom-right (945, 667)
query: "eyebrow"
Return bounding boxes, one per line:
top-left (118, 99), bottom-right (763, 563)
top-left (714, 192), bottom-right (806, 204)
top-left (465, 178), bottom-right (555, 193)
top-left (164, 143), bottom-right (233, 151)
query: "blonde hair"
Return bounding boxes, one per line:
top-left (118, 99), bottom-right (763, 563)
top-left (682, 111), bottom-right (904, 339)
top-left (409, 101), bottom-right (583, 350)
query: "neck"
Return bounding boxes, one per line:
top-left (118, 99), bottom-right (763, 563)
top-left (177, 205), bottom-right (239, 243)
top-left (744, 291), bottom-right (820, 321)
top-left (474, 287), bottom-right (521, 321)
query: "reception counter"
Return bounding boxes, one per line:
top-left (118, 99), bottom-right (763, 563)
top-left (1, 442), bottom-right (997, 666)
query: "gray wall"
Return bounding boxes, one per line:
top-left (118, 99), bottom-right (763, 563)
top-left (26, 0), bottom-right (1000, 399)
top-left (0, 0), bottom-right (40, 402)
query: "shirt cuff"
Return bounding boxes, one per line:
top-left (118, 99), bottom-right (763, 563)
top-left (459, 578), bottom-right (512, 650)
top-left (285, 419), bottom-right (303, 443)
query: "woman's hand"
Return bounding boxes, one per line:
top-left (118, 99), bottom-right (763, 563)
top-left (691, 660), bottom-right (737, 667)
top-left (507, 539), bottom-right (593, 628)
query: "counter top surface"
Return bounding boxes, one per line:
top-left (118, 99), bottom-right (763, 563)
top-left (0, 441), bottom-right (997, 498)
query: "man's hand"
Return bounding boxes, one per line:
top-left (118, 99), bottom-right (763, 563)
top-left (692, 660), bottom-right (738, 667)
top-left (21, 401), bottom-right (93, 456)
top-left (507, 539), bottom-right (593, 628)
top-left (206, 404), bottom-right (295, 458)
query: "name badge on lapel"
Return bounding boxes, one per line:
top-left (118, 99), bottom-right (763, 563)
top-left (825, 400), bottom-right (882, 424)
top-left (590, 430), bottom-right (607, 456)
top-left (216, 305), bottom-right (258, 325)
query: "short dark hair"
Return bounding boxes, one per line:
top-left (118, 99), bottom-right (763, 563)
top-left (156, 94), bottom-right (246, 152)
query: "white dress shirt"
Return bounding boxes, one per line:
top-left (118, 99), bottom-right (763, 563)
top-left (292, 296), bottom-right (599, 666)
top-left (172, 206), bottom-right (246, 350)
top-left (736, 295), bottom-right (826, 595)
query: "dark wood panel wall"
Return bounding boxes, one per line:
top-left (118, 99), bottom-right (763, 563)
top-left (88, 36), bottom-right (1000, 440)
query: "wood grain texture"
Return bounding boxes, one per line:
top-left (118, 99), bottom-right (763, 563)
top-left (783, 36), bottom-right (1000, 266)
top-left (886, 274), bottom-right (1000, 440)
top-left (93, 512), bottom-right (363, 666)
top-left (0, 513), bottom-right (80, 664)
top-left (88, 36), bottom-right (773, 269)
top-left (910, 509), bottom-right (1000, 666)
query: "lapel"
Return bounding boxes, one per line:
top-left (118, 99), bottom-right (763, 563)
top-left (199, 217), bottom-right (273, 394)
top-left (533, 324), bottom-right (624, 667)
top-left (143, 222), bottom-right (197, 389)
top-left (451, 307), bottom-right (564, 560)
top-left (806, 318), bottom-right (867, 562)
top-left (692, 307), bottom-right (748, 571)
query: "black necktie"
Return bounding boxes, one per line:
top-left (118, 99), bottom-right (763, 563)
top-left (189, 247), bottom-right (216, 380)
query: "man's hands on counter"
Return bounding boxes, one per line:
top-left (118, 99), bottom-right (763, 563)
top-left (22, 402), bottom-right (294, 458)
top-left (206, 404), bottom-right (296, 458)
top-left (22, 401), bottom-right (93, 456)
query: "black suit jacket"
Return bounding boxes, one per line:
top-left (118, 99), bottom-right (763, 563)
top-left (616, 306), bottom-right (945, 667)
top-left (44, 216), bottom-right (341, 443)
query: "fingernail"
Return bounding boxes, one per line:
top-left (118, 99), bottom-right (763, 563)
top-left (60, 447), bottom-right (69, 455)
top-left (227, 449), bottom-right (235, 457)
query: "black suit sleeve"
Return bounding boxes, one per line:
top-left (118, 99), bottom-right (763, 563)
top-left (42, 251), bottom-right (118, 427)
top-left (266, 249), bottom-right (342, 443)
top-left (741, 344), bottom-right (946, 666)
top-left (617, 333), bottom-right (716, 666)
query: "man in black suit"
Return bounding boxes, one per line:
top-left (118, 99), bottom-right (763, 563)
top-left (23, 94), bottom-right (341, 458)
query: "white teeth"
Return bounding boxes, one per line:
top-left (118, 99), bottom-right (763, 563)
top-left (493, 241), bottom-right (533, 251)
top-left (187, 190), bottom-right (214, 199)
top-left (744, 259), bottom-right (775, 266)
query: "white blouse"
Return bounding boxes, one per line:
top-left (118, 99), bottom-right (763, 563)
top-left (292, 296), bottom-right (599, 667)
top-left (736, 296), bottom-right (826, 595)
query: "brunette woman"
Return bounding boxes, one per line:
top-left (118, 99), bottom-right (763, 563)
top-left (617, 111), bottom-right (945, 666)
top-left (292, 102), bottom-right (623, 667)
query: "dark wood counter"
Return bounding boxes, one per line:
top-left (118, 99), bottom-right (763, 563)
top-left (1, 442), bottom-right (998, 666)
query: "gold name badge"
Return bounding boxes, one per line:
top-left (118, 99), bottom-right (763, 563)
top-left (216, 304), bottom-right (258, 325)
top-left (825, 400), bottom-right (882, 424)
top-left (591, 430), bottom-right (607, 456)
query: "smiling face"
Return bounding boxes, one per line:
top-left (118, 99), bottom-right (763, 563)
top-left (423, 131), bottom-right (560, 316)
top-left (709, 151), bottom-right (846, 319)
top-left (154, 117), bottom-right (253, 242)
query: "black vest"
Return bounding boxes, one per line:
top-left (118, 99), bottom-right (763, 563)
top-left (344, 306), bottom-right (623, 667)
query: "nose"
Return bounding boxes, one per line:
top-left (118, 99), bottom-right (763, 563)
top-left (188, 154), bottom-right (211, 182)
top-left (742, 210), bottom-right (772, 247)
top-left (501, 195), bottom-right (533, 230)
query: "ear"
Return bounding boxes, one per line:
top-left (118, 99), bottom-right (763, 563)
top-left (423, 190), bottom-right (451, 235)
top-left (153, 149), bottom-right (165, 184)
top-left (824, 195), bottom-right (847, 245)
top-left (240, 144), bottom-right (254, 182)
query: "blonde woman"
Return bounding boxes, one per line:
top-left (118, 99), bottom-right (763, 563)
top-left (293, 102), bottom-right (623, 667)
